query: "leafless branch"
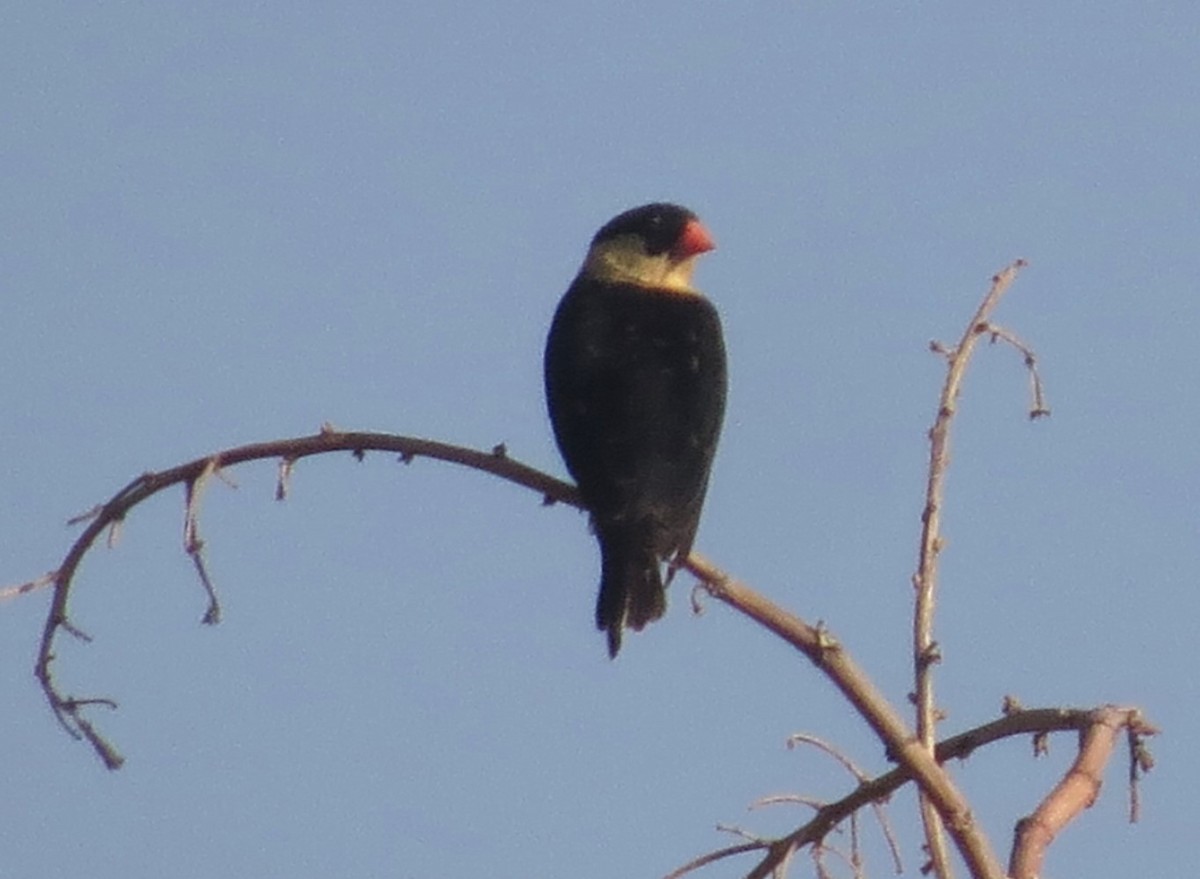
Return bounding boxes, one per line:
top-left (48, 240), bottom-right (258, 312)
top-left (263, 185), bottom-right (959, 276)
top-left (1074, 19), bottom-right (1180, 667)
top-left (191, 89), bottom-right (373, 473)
top-left (912, 260), bottom-right (1039, 877)
top-left (29, 429), bottom-right (583, 769)
top-left (19, 421), bottom-right (1005, 874)
top-left (673, 706), bottom-right (1155, 879)
top-left (1008, 706), bottom-right (1157, 879)
top-left (686, 553), bottom-right (1005, 879)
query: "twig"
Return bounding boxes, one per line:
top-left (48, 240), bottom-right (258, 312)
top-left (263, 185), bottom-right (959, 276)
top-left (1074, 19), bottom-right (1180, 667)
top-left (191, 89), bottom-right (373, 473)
top-left (786, 733), bottom-right (902, 873)
top-left (0, 571), bottom-right (58, 603)
top-left (184, 459), bottom-right (223, 625)
top-left (979, 323), bottom-right (1051, 419)
top-left (912, 259), bottom-right (1031, 877)
top-left (662, 841), bottom-right (769, 879)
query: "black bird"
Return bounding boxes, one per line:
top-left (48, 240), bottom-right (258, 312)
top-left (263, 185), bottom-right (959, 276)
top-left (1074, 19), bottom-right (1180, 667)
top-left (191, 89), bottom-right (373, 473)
top-left (545, 203), bottom-right (727, 656)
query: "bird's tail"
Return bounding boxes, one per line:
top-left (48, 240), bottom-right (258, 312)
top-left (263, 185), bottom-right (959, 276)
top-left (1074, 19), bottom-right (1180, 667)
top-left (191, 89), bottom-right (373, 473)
top-left (596, 527), bottom-right (666, 658)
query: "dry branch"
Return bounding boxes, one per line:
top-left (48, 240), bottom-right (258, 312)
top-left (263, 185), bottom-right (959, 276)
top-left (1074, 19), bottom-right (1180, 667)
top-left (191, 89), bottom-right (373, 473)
top-left (912, 260), bottom-right (1042, 877)
top-left (28, 429), bottom-right (582, 768)
top-left (19, 425), bottom-right (1004, 876)
top-left (669, 706), bottom-right (1156, 879)
top-left (688, 553), bottom-right (1004, 879)
top-left (1008, 706), bottom-right (1156, 879)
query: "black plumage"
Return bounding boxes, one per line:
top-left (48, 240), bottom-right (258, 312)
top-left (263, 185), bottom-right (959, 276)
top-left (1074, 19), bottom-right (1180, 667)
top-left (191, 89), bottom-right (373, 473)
top-left (545, 203), bottom-right (727, 656)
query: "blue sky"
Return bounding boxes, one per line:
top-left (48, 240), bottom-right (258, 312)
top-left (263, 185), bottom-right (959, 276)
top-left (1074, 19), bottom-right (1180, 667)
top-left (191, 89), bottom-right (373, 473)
top-left (1, 3), bottom-right (1196, 877)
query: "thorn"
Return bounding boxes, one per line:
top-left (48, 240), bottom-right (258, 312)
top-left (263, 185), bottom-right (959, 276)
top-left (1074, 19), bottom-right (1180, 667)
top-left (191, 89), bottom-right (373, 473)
top-left (399, 450), bottom-right (415, 465)
top-left (0, 571), bottom-right (58, 603)
top-left (213, 465), bottom-right (238, 489)
top-left (814, 621), bottom-right (840, 658)
top-left (61, 618), bottom-right (93, 642)
top-left (66, 504), bottom-right (104, 527)
top-left (276, 458), bottom-right (295, 501)
top-left (492, 443), bottom-right (508, 458)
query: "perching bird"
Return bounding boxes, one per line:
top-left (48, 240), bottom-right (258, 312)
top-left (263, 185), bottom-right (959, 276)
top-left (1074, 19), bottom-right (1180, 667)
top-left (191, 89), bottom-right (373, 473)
top-left (545, 203), bottom-right (727, 656)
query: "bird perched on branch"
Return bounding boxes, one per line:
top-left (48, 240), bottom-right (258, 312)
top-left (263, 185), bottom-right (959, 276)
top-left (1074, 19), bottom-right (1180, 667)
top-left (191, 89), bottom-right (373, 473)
top-left (545, 203), bottom-right (727, 656)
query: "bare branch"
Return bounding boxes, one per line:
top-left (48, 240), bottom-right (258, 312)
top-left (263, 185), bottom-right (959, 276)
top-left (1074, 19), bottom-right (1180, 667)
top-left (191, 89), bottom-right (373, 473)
top-left (22, 421), bottom-right (1008, 877)
top-left (684, 553), bottom-right (1005, 879)
top-left (912, 259), bottom-right (1034, 877)
top-left (674, 706), bottom-right (1155, 879)
top-left (1008, 706), bottom-right (1157, 879)
top-left (30, 429), bottom-right (583, 768)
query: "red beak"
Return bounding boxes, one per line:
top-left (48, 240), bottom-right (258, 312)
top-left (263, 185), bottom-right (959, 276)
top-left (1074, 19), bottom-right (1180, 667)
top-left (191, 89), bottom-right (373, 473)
top-left (674, 218), bottom-right (716, 258)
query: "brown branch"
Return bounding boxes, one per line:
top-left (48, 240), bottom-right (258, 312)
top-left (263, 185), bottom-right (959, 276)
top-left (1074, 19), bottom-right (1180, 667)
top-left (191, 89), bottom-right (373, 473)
top-left (912, 259), bottom-right (1031, 877)
top-left (1008, 706), bottom-right (1157, 879)
top-left (685, 553), bottom-right (1006, 879)
top-left (28, 424), bottom-right (998, 878)
top-left (31, 429), bottom-right (583, 768)
top-left (673, 706), bottom-right (1155, 879)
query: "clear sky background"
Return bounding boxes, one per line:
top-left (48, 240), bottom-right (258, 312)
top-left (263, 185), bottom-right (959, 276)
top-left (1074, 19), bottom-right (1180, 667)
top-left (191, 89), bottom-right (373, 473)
top-left (1, 4), bottom-right (1195, 877)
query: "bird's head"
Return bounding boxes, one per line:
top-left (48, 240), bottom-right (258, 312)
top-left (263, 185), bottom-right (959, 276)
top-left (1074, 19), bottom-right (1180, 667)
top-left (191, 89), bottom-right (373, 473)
top-left (581, 203), bottom-right (715, 294)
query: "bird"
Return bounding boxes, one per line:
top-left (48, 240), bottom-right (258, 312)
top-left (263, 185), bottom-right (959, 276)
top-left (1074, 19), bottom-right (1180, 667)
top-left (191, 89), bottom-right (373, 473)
top-left (545, 203), bottom-right (727, 657)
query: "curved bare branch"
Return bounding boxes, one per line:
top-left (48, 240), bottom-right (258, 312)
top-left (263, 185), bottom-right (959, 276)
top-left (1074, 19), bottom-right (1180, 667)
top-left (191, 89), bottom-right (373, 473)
top-left (32, 428), bottom-right (581, 768)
